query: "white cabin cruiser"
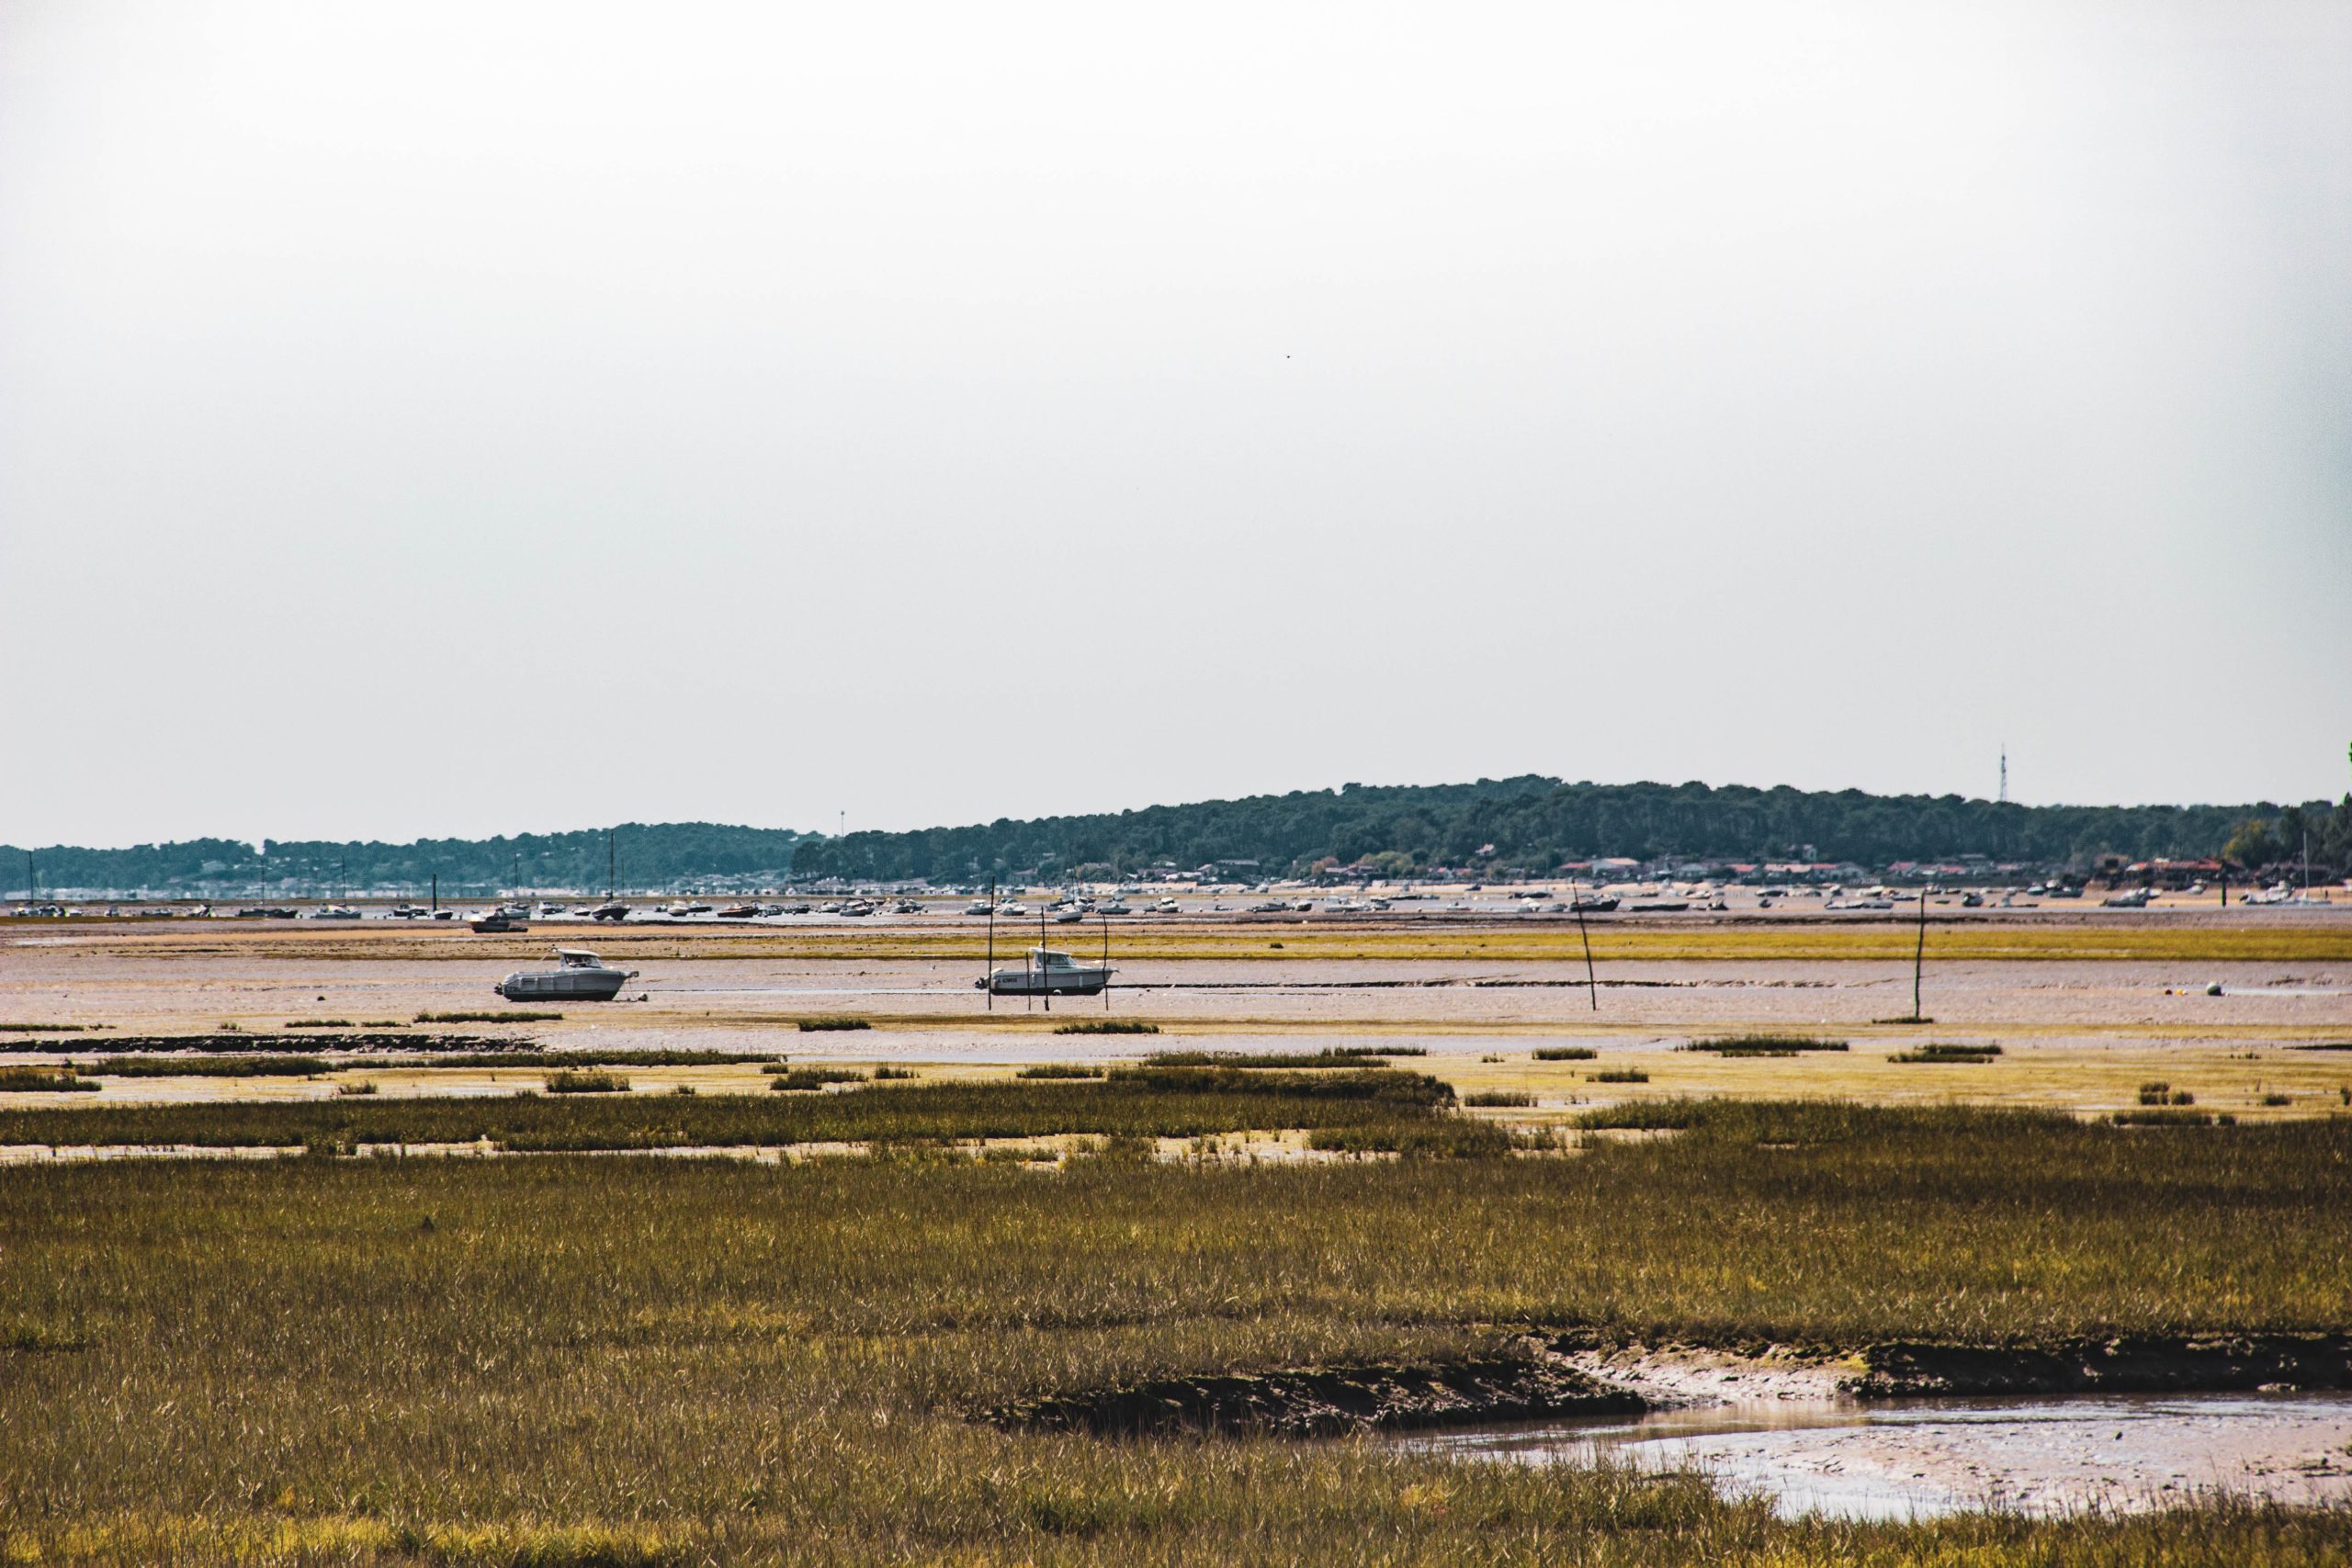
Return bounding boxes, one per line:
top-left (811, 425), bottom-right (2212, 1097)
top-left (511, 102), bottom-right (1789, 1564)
top-left (977, 946), bottom-right (1114, 998)
top-left (497, 948), bottom-right (639, 1002)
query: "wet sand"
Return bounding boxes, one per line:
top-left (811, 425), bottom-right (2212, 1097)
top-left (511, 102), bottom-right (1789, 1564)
top-left (5, 917), bottom-right (2349, 1117)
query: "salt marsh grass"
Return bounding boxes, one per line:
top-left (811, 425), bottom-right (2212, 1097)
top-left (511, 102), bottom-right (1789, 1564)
top-left (74, 1055), bottom-right (329, 1078)
top-left (1, 1104), bottom-right (2346, 1563)
top-left (0, 1066), bottom-right (97, 1092)
top-left (0, 1074), bottom-right (1463, 1151)
top-left (1685, 1034), bottom-right (1849, 1056)
top-left (546, 1070), bottom-right (630, 1094)
top-left (767, 1067), bottom-right (867, 1091)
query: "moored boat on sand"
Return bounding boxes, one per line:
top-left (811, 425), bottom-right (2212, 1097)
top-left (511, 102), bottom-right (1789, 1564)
top-left (497, 948), bottom-right (638, 1002)
top-left (977, 946), bottom-right (1113, 998)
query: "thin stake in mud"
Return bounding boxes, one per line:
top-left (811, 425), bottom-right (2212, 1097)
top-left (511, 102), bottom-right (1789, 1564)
top-left (984, 875), bottom-right (995, 1013)
top-left (1102, 909), bottom-right (1112, 1012)
top-left (1040, 907), bottom-right (1051, 1013)
top-left (1576, 898), bottom-right (1598, 1012)
top-left (1912, 886), bottom-right (1928, 1022)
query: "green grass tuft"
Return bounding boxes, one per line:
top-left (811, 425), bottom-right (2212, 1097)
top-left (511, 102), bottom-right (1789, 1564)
top-left (545, 1070), bottom-right (630, 1095)
top-left (1686, 1034), bottom-right (1848, 1056)
top-left (767, 1068), bottom-right (868, 1091)
top-left (2111, 1108), bottom-right (2214, 1127)
top-left (1892, 1043), bottom-right (2004, 1064)
top-left (0, 1066), bottom-right (99, 1093)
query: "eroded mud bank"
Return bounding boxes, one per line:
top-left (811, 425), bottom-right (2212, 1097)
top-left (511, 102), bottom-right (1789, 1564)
top-left (987, 1334), bottom-right (2352, 1439)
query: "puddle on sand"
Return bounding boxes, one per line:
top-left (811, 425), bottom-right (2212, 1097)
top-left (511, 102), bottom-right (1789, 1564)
top-left (1406, 1393), bottom-right (2352, 1519)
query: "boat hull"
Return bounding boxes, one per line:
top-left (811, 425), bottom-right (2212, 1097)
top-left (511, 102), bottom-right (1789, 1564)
top-left (498, 968), bottom-right (628, 1002)
top-left (980, 970), bottom-right (1111, 998)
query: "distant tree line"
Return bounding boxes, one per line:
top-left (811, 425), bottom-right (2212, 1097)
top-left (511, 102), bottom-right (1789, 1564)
top-left (789, 776), bottom-right (2342, 883)
top-left (15, 781), bottom-right (2346, 898)
top-left (5, 823), bottom-right (803, 897)
top-left (2223, 797), bottom-right (2352, 882)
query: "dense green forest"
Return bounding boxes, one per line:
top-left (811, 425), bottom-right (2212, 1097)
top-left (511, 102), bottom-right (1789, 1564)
top-left (4, 824), bottom-right (802, 898)
top-left (793, 776), bottom-right (2348, 883)
top-left (13, 781), bottom-right (2347, 897)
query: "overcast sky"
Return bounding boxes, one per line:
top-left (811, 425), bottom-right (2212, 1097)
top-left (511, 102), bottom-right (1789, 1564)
top-left (2, 0), bottom-right (2346, 849)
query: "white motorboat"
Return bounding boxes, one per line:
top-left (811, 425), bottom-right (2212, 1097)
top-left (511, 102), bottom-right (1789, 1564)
top-left (964, 899), bottom-right (994, 916)
top-left (977, 946), bottom-right (1114, 998)
top-left (496, 948), bottom-right (638, 1002)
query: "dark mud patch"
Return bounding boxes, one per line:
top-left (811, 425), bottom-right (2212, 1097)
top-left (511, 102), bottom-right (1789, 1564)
top-left (1850, 1334), bottom-right (2352, 1397)
top-left (988, 1356), bottom-right (1645, 1438)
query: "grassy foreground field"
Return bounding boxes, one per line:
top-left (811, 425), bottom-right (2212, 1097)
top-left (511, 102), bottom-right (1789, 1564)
top-left (4, 1100), bottom-right (2350, 1564)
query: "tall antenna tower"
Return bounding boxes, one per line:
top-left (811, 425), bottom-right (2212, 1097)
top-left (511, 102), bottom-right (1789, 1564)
top-left (1998, 746), bottom-right (2008, 805)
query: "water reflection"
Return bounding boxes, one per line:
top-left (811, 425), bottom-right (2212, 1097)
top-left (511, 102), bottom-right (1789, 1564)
top-left (1408, 1393), bottom-right (2352, 1519)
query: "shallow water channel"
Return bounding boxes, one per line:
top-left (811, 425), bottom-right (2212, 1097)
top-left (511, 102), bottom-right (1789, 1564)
top-left (1406, 1393), bottom-right (2352, 1519)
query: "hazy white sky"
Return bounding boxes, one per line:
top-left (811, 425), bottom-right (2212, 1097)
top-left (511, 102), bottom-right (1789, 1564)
top-left (3, 0), bottom-right (2346, 849)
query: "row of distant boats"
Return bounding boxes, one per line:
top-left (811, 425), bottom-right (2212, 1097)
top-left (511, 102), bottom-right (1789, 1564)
top-left (14, 879), bottom-right (2340, 925)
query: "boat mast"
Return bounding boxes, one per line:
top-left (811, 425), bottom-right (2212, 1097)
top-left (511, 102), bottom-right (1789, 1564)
top-left (607, 828), bottom-right (616, 901)
top-left (985, 875), bottom-right (995, 1013)
top-left (1039, 906), bottom-right (1050, 1013)
top-left (1102, 908), bottom-right (1111, 1013)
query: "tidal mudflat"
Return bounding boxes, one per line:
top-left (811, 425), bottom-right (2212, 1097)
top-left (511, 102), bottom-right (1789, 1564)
top-left (6, 916), bottom-right (2352, 1563)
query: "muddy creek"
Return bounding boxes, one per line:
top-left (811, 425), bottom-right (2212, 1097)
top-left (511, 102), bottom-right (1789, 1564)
top-left (1407, 1393), bottom-right (2352, 1518)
